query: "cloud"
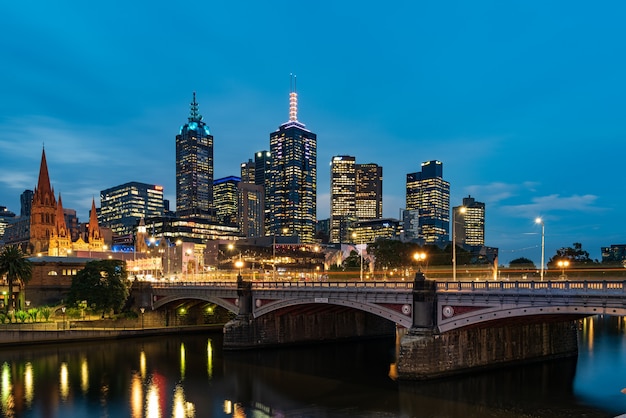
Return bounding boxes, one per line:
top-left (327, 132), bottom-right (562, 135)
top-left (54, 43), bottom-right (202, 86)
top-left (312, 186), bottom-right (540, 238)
top-left (501, 194), bottom-right (603, 219)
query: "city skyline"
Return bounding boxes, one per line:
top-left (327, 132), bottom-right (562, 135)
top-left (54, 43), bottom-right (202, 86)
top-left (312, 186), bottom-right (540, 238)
top-left (2, 2), bottom-right (626, 265)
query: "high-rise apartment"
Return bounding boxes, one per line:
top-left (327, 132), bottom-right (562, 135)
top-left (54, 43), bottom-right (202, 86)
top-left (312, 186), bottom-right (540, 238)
top-left (356, 163), bottom-right (382, 220)
top-left (238, 182), bottom-right (265, 238)
top-left (240, 159), bottom-right (255, 183)
top-left (406, 160), bottom-right (450, 244)
top-left (99, 182), bottom-right (165, 236)
top-left (330, 156), bottom-right (356, 243)
top-left (176, 92), bottom-right (214, 219)
top-left (454, 195), bottom-right (485, 247)
top-left (254, 150), bottom-right (272, 235)
top-left (213, 176), bottom-right (240, 226)
top-left (268, 78), bottom-right (317, 243)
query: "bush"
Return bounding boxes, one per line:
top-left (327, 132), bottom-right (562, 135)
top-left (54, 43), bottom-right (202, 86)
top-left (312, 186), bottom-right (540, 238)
top-left (39, 306), bottom-right (51, 322)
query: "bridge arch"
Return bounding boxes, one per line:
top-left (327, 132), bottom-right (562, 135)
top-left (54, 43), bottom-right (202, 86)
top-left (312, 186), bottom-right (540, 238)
top-left (152, 294), bottom-right (238, 314)
top-left (253, 296), bottom-right (413, 329)
top-left (437, 302), bottom-right (626, 332)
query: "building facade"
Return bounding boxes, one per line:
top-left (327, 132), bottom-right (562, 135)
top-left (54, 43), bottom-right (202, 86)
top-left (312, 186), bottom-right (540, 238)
top-left (268, 81), bottom-right (317, 243)
top-left (330, 156), bottom-right (356, 243)
top-left (99, 182), bottom-right (165, 237)
top-left (176, 92), bottom-right (214, 219)
top-left (213, 176), bottom-right (240, 226)
top-left (356, 163), bottom-right (383, 220)
top-left (454, 195), bottom-right (485, 247)
top-left (238, 182), bottom-right (265, 238)
top-left (406, 160), bottom-right (450, 245)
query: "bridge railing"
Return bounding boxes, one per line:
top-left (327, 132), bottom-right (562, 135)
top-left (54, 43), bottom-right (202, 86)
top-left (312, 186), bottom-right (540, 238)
top-left (149, 280), bottom-right (413, 290)
top-left (436, 280), bottom-right (626, 293)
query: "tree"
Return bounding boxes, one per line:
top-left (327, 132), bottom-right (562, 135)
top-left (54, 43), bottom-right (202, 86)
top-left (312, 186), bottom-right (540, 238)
top-left (509, 258), bottom-right (536, 269)
top-left (67, 259), bottom-right (130, 318)
top-left (0, 245), bottom-right (33, 311)
top-left (548, 242), bottom-right (597, 268)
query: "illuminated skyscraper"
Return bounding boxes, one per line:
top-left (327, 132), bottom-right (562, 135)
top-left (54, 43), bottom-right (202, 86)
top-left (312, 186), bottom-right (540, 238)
top-left (254, 150), bottom-right (272, 235)
top-left (213, 176), bottom-right (240, 226)
top-left (240, 159), bottom-right (255, 183)
top-left (356, 163), bottom-right (382, 220)
top-left (454, 195), bottom-right (485, 247)
top-left (268, 77), bottom-right (317, 243)
top-left (330, 156), bottom-right (356, 243)
top-left (99, 182), bottom-right (165, 236)
top-left (176, 92), bottom-right (214, 219)
top-left (406, 160), bottom-right (450, 244)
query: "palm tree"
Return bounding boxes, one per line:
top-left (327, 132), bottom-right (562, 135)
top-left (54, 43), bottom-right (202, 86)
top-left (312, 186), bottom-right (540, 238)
top-left (0, 246), bottom-right (32, 311)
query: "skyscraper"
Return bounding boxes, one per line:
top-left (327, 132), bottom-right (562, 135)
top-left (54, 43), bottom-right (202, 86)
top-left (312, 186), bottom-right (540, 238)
top-left (238, 182), bottom-right (265, 238)
top-left (240, 159), bottom-right (255, 183)
top-left (254, 150), bottom-right (272, 235)
top-left (268, 78), bottom-right (317, 243)
top-left (99, 182), bottom-right (165, 236)
top-left (454, 195), bottom-right (485, 247)
top-left (176, 92), bottom-right (214, 219)
top-left (330, 156), bottom-right (356, 243)
top-left (356, 163), bottom-right (383, 220)
top-left (406, 160), bottom-right (450, 244)
top-left (213, 176), bottom-right (240, 226)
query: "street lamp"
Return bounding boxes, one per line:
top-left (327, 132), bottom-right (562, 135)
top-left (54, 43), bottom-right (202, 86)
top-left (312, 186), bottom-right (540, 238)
top-left (413, 252), bottom-right (427, 271)
top-left (140, 307), bottom-right (145, 329)
top-left (535, 218), bottom-right (545, 281)
top-left (452, 206), bottom-right (466, 281)
top-left (61, 306), bottom-right (66, 330)
top-left (557, 259), bottom-right (569, 280)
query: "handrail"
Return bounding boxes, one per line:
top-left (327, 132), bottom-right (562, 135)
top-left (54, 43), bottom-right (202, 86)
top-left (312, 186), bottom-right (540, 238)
top-left (149, 279), bottom-right (626, 293)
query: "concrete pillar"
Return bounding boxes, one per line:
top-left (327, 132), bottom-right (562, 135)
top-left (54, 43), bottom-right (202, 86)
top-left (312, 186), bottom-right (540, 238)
top-left (236, 274), bottom-right (252, 320)
top-left (411, 270), bottom-right (437, 332)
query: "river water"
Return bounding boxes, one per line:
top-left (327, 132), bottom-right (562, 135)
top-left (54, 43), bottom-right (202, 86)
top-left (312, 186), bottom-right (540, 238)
top-left (0, 315), bottom-right (624, 417)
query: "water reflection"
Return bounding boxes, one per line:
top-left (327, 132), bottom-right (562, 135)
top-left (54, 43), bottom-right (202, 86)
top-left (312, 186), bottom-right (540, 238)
top-left (0, 318), bottom-right (623, 417)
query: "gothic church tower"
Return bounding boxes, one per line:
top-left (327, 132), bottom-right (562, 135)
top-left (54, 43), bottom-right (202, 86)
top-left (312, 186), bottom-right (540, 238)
top-left (48, 194), bottom-right (72, 256)
top-left (29, 148), bottom-right (57, 254)
top-left (87, 198), bottom-right (104, 251)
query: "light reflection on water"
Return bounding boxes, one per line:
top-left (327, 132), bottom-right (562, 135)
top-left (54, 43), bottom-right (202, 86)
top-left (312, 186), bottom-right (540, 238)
top-left (0, 317), bottom-right (623, 417)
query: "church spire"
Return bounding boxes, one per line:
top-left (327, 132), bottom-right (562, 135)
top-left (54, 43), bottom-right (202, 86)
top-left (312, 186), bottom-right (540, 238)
top-left (88, 197), bottom-right (102, 243)
top-left (34, 147), bottom-right (54, 204)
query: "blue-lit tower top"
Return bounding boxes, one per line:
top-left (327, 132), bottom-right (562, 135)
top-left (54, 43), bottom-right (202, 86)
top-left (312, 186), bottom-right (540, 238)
top-left (176, 92), bottom-right (214, 219)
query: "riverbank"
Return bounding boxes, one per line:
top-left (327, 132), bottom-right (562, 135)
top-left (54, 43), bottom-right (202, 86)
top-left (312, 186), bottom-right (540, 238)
top-left (0, 323), bottom-right (224, 347)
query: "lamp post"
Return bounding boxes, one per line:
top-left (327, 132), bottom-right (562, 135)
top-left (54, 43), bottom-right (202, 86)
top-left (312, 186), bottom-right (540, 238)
top-left (535, 218), bottom-right (545, 281)
top-left (452, 206), bottom-right (466, 281)
top-left (140, 307), bottom-right (145, 329)
top-left (557, 259), bottom-right (569, 280)
top-left (61, 306), bottom-right (66, 330)
top-left (413, 251), bottom-right (427, 272)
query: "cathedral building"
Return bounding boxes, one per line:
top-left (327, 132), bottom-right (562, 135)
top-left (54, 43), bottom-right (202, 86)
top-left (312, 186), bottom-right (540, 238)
top-left (29, 148), bottom-right (105, 256)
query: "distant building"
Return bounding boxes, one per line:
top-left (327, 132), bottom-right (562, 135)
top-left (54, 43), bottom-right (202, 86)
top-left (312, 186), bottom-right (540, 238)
top-left (356, 163), bottom-right (383, 221)
top-left (0, 206), bottom-right (16, 241)
top-left (268, 79), bottom-right (317, 243)
top-left (238, 182), bottom-right (265, 238)
top-left (352, 218), bottom-right (401, 244)
top-left (406, 160), bottom-right (450, 245)
top-left (601, 245), bottom-right (626, 265)
top-left (99, 182), bottom-right (165, 237)
top-left (213, 176), bottom-right (240, 226)
top-left (176, 92), bottom-right (214, 219)
top-left (330, 156), bottom-right (356, 243)
top-left (254, 150), bottom-right (272, 235)
top-left (240, 159), bottom-right (255, 183)
top-left (454, 195), bottom-right (485, 247)
top-left (20, 190), bottom-right (33, 217)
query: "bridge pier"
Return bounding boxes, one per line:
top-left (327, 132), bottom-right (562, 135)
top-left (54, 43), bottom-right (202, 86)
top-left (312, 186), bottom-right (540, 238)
top-left (397, 272), bottom-right (579, 379)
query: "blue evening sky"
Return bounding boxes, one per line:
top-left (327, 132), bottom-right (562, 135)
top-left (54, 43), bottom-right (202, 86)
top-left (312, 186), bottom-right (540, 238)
top-left (1, 1), bottom-right (625, 265)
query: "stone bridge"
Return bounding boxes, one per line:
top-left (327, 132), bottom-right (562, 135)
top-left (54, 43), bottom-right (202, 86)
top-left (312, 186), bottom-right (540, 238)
top-left (144, 276), bottom-right (626, 379)
top-left (147, 278), bottom-right (626, 332)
